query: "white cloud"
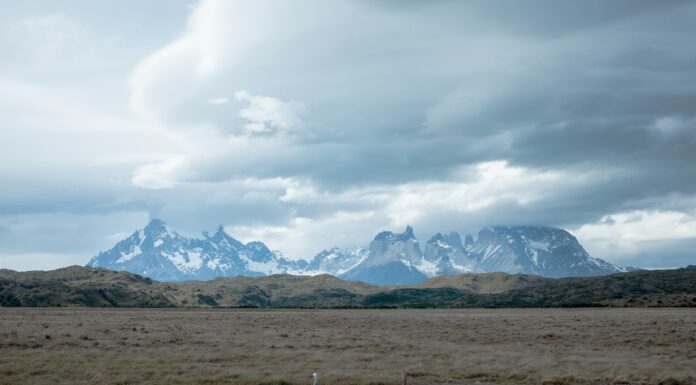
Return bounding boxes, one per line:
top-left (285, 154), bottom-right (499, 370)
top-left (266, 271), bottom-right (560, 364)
top-left (576, 210), bottom-right (696, 242)
top-left (235, 90), bottom-right (305, 135)
top-left (0, 77), bottom-right (179, 189)
top-left (127, 0), bottom-right (324, 124)
top-left (128, 36), bottom-right (201, 121)
top-left (574, 210), bottom-right (696, 263)
top-left (386, 161), bottom-right (564, 218)
top-left (229, 211), bottom-right (380, 259)
top-left (131, 156), bottom-right (188, 189)
top-left (220, 161), bottom-right (616, 258)
top-left (2, 0), bottom-right (696, 271)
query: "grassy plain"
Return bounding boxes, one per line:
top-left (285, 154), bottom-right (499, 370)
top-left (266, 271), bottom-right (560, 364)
top-left (1, 308), bottom-right (694, 385)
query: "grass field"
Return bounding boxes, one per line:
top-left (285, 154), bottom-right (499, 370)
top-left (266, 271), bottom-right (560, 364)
top-left (1, 308), bottom-right (694, 385)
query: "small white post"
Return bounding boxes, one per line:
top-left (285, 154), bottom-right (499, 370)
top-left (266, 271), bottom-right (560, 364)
top-left (312, 372), bottom-right (319, 385)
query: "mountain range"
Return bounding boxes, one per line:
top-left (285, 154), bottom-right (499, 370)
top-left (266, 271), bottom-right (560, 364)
top-left (87, 219), bottom-right (623, 284)
top-left (87, 219), bottom-right (307, 281)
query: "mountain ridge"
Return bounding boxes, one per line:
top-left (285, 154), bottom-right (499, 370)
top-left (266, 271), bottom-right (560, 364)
top-left (87, 219), bottom-right (623, 284)
top-left (87, 219), bottom-right (307, 281)
top-left (2, 266), bottom-right (695, 308)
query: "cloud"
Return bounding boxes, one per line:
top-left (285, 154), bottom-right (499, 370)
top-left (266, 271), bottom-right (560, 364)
top-left (0, 252), bottom-right (86, 271)
top-left (126, 0), bottom-right (696, 186)
top-left (207, 97), bottom-right (229, 105)
top-left (0, 211), bottom-right (150, 270)
top-left (574, 210), bottom-right (696, 267)
top-left (234, 90), bottom-right (305, 135)
top-left (215, 161), bottom-right (623, 260)
top-left (651, 116), bottom-right (696, 136)
top-left (1, 0), bottom-right (696, 270)
top-left (576, 210), bottom-right (696, 243)
top-left (118, 0), bottom-right (696, 266)
top-left (230, 211), bottom-right (379, 259)
top-left (3, 14), bottom-right (83, 59)
top-left (131, 156), bottom-right (187, 189)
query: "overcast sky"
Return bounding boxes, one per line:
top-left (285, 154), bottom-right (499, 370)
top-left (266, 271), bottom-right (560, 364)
top-left (1, 0), bottom-right (695, 271)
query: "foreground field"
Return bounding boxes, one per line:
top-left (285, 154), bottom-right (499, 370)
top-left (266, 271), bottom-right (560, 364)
top-left (1, 309), bottom-right (694, 385)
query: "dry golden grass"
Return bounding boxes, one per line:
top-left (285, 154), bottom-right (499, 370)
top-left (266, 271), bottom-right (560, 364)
top-left (1, 308), bottom-right (695, 385)
top-left (416, 272), bottom-right (550, 294)
top-left (171, 274), bottom-right (385, 307)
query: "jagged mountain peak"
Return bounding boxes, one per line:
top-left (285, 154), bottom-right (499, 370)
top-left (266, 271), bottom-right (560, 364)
top-left (201, 224), bottom-right (226, 238)
top-left (402, 225), bottom-right (415, 239)
top-left (241, 241), bottom-right (275, 263)
top-left (143, 218), bottom-right (168, 236)
top-left (374, 230), bottom-right (394, 240)
top-left (340, 225), bottom-right (426, 284)
top-left (374, 225), bottom-right (416, 241)
top-left (89, 221), bottom-right (624, 285)
top-left (429, 231), bottom-right (463, 251)
top-left (203, 225), bottom-right (244, 250)
top-left (87, 220), bottom-right (304, 281)
top-left (423, 231), bottom-right (477, 276)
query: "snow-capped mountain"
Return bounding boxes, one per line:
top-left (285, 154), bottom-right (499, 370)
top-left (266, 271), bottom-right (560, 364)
top-left (304, 247), bottom-right (368, 276)
top-left (88, 220), bottom-right (622, 284)
top-left (468, 226), bottom-right (622, 277)
top-left (87, 219), bottom-right (307, 281)
top-left (424, 232), bottom-right (479, 275)
top-left (339, 226), bottom-right (428, 285)
top-left (311, 225), bottom-right (620, 284)
top-left (337, 226), bottom-right (478, 285)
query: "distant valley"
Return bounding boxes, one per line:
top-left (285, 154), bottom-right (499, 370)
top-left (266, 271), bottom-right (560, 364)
top-left (87, 219), bottom-right (623, 285)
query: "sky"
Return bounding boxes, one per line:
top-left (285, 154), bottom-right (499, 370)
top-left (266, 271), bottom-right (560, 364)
top-left (1, 0), bottom-right (695, 271)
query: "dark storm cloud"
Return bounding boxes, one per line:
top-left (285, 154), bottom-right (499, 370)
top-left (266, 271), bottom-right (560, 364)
top-left (155, 0), bottom-right (696, 190)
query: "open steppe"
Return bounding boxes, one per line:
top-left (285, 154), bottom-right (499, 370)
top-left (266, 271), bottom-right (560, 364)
top-left (1, 308), bottom-right (694, 385)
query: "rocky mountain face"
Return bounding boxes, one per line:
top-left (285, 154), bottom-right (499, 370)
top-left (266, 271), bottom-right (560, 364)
top-left (304, 247), bottom-right (368, 276)
top-left (424, 232), bottom-right (479, 275)
top-left (314, 225), bottom-right (621, 285)
top-left (87, 219), bottom-right (306, 281)
top-left (468, 226), bottom-right (620, 278)
top-left (340, 226), bottom-right (427, 285)
top-left (88, 219), bottom-right (622, 284)
top-left (337, 226), bottom-right (476, 285)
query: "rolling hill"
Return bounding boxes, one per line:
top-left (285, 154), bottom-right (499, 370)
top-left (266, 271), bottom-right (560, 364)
top-left (2, 266), bottom-right (695, 308)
